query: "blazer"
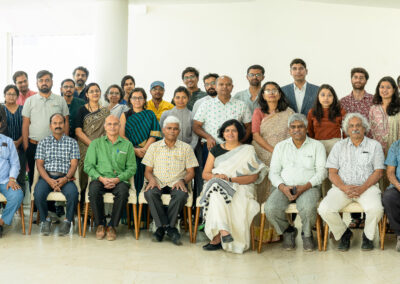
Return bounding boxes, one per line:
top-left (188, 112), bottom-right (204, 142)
top-left (281, 82), bottom-right (319, 116)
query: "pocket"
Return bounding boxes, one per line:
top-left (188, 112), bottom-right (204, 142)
top-left (302, 154), bottom-right (314, 169)
top-left (116, 152), bottom-right (128, 168)
top-left (0, 147), bottom-right (10, 159)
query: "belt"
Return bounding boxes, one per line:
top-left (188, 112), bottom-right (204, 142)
top-left (29, 139), bottom-right (38, 145)
top-left (47, 171), bottom-right (66, 177)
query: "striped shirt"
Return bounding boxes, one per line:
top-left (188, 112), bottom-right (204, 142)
top-left (5, 105), bottom-right (23, 141)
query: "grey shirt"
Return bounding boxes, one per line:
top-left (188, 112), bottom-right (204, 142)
top-left (22, 93), bottom-right (69, 141)
top-left (233, 89), bottom-right (259, 115)
top-left (326, 137), bottom-right (385, 186)
top-left (110, 103), bottom-right (129, 118)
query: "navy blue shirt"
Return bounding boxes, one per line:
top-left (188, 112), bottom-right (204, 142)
top-left (73, 87), bottom-right (87, 102)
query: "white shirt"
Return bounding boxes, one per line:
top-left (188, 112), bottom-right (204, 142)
top-left (269, 136), bottom-right (327, 188)
top-left (294, 82), bottom-right (307, 113)
top-left (192, 95), bottom-right (214, 116)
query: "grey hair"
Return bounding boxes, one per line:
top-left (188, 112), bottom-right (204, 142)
top-left (288, 113), bottom-right (308, 128)
top-left (342, 112), bottom-right (370, 135)
top-left (163, 115), bottom-right (181, 130)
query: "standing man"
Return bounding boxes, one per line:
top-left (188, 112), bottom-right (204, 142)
top-left (234, 64), bottom-right (265, 115)
top-left (22, 70), bottom-right (70, 188)
top-left (34, 113), bottom-right (80, 236)
top-left (13, 71), bottom-right (37, 106)
top-left (60, 79), bottom-right (85, 138)
top-left (147, 81), bottom-right (174, 121)
top-left (73, 66), bottom-right (89, 101)
top-left (84, 115), bottom-right (136, 241)
top-left (282, 58), bottom-right (319, 116)
top-left (181, 67), bottom-right (207, 111)
top-left (192, 73), bottom-right (219, 116)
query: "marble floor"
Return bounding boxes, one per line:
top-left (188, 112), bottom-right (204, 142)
top-left (0, 208), bottom-right (399, 284)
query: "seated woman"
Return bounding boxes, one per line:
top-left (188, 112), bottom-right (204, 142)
top-left (201, 119), bottom-right (267, 254)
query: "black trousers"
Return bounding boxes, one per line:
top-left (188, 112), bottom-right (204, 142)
top-left (26, 142), bottom-right (37, 188)
top-left (89, 180), bottom-right (129, 227)
top-left (144, 186), bottom-right (188, 228)
top-left (382, 186), bottom-right (400, 235)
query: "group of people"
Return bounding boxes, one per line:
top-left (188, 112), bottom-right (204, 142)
top-left (0, 59), bottom-right (400, 254)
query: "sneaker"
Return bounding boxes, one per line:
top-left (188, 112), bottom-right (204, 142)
top-left (96, 225), bottom-right (106, 240)
top-left (40, 221), bottom-right (51, 236)
top-left (396, 236), bottom-right (400, 252)
top-left (167, 227), bottom-right (182, 246)
top-left (152, 227), bottom-right (165, 242)
top-left (302, 233), bottom-right (314, 252)
top-left (59, 221), bottom-right (71, 236)
top-left (282, 227), bottom-right (298, 250)
top-left (338, 228), bottom-right (352, 251)
top-left (361, 232), bottom-right (374, 251)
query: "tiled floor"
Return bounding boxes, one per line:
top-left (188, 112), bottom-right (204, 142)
top-left (0, 210), bottom-right (398, 284)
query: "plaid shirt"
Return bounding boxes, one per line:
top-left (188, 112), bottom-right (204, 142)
top-left (35, 134), bottom-right (80, 174)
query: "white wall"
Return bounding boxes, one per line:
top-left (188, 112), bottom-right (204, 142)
top-left (128, 0), bottom-right (400, 101)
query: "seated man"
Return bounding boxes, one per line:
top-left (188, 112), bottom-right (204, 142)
top-left (266, 113), bottom-right (326, 251)
top-left (142, 116), bottom-right (198, 245)
top-left (34, 113), bottom-right (80, 236)
top-left (318, 113), bottom-right (384, 251)
top-left (383, 139), bottom-right (400, 251)
top-left (84, 115), bottom-right (136, 241)
top-left (0, 115), bottom-right (23, 237)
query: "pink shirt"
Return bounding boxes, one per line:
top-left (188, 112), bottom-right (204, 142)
top-left (17, 90), bottom-right (36, 106)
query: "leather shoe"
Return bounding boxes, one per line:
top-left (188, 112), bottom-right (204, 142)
top-left (167, 227), bottom-right (182, 246)
top-left (152, 227), bottom-right (165, 242)
top-left (202, 242), bottom-right (222, 251)
top-left (96, 225), bottom-right (106, 240)
top-left (222, 234), bottom-right (234, 243)
top-left (106, 226), bottom-right (117, 241)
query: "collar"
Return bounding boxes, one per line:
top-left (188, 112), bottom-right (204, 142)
top-left (50, 134), bottom-right (66, 142)
top-left (160, 138), bottom-right (179, 148)
top-left (216, 96), bottom-right (232, 105)
top-left (294, 82), bottom-right (307, 91)
top-left (104, 135), bottom-right (124, 144)
top-left (347, 136), bottom-right (367, 147)
top-left (38, 92), bottom-right (55, 101)
top-left (289, 136), bottom-right (310, 148)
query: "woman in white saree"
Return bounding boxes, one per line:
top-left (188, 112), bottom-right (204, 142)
top-left (201, 119), bottom-right (268, 254)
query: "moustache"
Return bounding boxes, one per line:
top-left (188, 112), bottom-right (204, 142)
top-left (55, 127), bottom-right (62, 131)
top-left (351, 130), bottom-right (361, 134)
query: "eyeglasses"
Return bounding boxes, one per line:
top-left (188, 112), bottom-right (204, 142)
top-left (108, 92), bottom-right (120, 96)
top-left (183, 75), bottom-right (196, 81)
top-left (62, 86), bottom-right (74, 90)
top-left (248, 73), bottom-right (263, 78)
top-left (88, 90), bottom-right (100, 94)
top-left (5, 92), bottom-right (17, 97)
top-left (264, 89), bottom-right (279, 95)
top-left (131, 97), bottom-right (144, 101)
top-left (204, 82), bottom-right (216, 88)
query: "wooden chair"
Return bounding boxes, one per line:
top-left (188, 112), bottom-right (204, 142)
top-left (137, 182), bottom-right (193, 242)
top-left (380, 213), bottom-right (388, 250)
top-left (322, 202), bottom-right (384, 251)
top-left (0, 193), bottom-right (25, 234)
top-left (28, 166), bottom-right (82, 235)
top-left (82, 177), bottom-right (138, 239)
top-left (258, 202), bottom-right (323, 253)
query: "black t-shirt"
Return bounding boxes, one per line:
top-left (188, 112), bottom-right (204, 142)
top-left (210, 144), bottom-right (229, 158)
top-left (76, 105), bottom-right (91, 129)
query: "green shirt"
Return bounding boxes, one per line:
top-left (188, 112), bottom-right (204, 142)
top-left (67, 97), bottom-right (85, 138)
top-left (187, 89), bottom-right (207, 111)
top-left (84, 135), bottom-right (136, 184)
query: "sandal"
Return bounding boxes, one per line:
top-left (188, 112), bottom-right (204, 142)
top-left (349, 218), bottom-right (361, 229)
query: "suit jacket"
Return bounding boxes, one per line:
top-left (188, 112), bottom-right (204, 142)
top-left (281, 82), bottom-right (319, 116)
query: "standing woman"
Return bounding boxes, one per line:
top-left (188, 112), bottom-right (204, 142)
top-left (120, 87), bottom-right (161, 194)
top-left (121, 75), bottom-right (135, 105)
top-left (251, 81), bottom-right (294, 243)
top-left (3, 85), bottom-right (25, 192)
top-left (75, 83), bottom-right (110, 198)
top-left (160, 86), bottom-right (197, 149)
top-left (307, 84), bottom-right (346, 196)
top-left (104, 84), bottom-right (129, 118)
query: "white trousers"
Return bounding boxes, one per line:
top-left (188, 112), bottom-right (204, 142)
top-left (318, 185), bottom-right (383, 241)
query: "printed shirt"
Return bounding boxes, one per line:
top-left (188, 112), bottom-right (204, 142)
top-left (340, 91), bottom-right (373, 120)
top-left (187, 89), bottom-right (207, 111)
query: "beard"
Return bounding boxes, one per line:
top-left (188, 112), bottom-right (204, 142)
top-left (39, 86), bottom-right (51, 94)
top-left (249, 79), bottom-right (261, 87)
top-left (352, 83), bottom-right (365, 91)
top-left (76, 79), bottom-right (85, 87)
top-left (206, 88), bottom-right (217, 97)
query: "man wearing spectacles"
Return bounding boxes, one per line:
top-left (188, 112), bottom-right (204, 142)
top-left (61, 79), bottom-right (85, 139)
top-left (234, 64), bottom-right (265, 115)
top-left (281, 58), bottom-right (319, 116)
top-left (13, 70), bottom-right (37, 106)
top-left (181, 67), bottom-right (207, 111)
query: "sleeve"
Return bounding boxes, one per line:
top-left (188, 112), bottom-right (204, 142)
top-left (76, 106), bottom-right (86, 129)
top-left (325, 141), bottom-right (341, 169)
top-left (8, 139), bottom-right (20, 179)
top-left (193, 102), bottom-right (207, 122)
top-left (141, 143), bottom-right (155, 167)
top-left (159, 112), bottom-right (167, 130)
top-left (150, 111), bottom-right (162, 139)
top-left (242, 104), bottom-right (252, 124)
top-left (70, 140), bottom-right (81, 160)
top-left (268, 143), bottom-right (286, 188)
top-left (308, 142), bottom-right (327, 187)
top-left (117, 142), bottom-right (137, 183)
top-left (251, 108), bottom-right (262, 133)
top-left (185, 145), bottom-right (199, 169)
top-left (83, 140), bottom-right (101, 180)
top-left (307, 110), bottom-right (315, 138)
top-left (385, 142), bottom-right (398, 166)
top-left (61, 99), bottom-right (70, 116)
top-left (35, 140), bottom-right (46, 160)
top-left (373, 142), bottom-right (386, 170)
top-left (210, 145), bottom-right (218, 157)
top-left (0, 105), bottom-right (7, 135)
top-left (21, 98), bottom-right (31, 118)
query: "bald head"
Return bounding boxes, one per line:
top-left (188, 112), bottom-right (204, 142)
top-left (216, 75), bottom-right (234, 97)
top-left (104, 115), bottom-right (120, 137)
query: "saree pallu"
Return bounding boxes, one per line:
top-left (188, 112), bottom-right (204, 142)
top-left (125, 110), bottom-right (161, 193)
top-left (252, 108), bottom-right (293, 243)
top-left (200, 144), bottom-right (268, 254)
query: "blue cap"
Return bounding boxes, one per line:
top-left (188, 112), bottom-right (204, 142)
top-left (150, 81), bottom-right (165, 90)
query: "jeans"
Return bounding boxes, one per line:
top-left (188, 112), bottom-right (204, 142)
top-left (0, 183), bottom-right (24, 225)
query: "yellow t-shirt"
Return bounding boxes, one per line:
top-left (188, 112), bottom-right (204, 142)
top-left (147, 100), bottom-right (174, 121)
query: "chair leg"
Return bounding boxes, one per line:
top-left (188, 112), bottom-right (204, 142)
top-left (91, 212), bottom-right (94, 228)
top-left (146, 207), bottom-right (150, 229)
top-left (381, 214), bottom-right (387, 250)
top-left (250, 219), bottom-right (255, 251)
top-left (127, 204), bottom-right (131, 229)
top-left (83, 202), bottom-right (89, 238)
top-left (187, 206), bottom-right (193, 243)
top-left (183, 207), bottom-right (188, 232)
top-left (133, 204), bottom-right (139, 240)
top-left (36, 210), bottom-right (40, 225)
top-left (193, 207), bottom-right (200, 243)
top-left (28, 200), bottom-right (34, 235)
top-left (138, 203), bottom-right (143, 238)
top-left (258, 213), bottom-right (265, 253)
top-left (20, 203), bottom-right (25, 235)
top-left (323, 223), bottom-right (329, 251)
top-left (316, 214), bottom-right (322, 251)
top-left (77, 202), bottom-right (82, 237)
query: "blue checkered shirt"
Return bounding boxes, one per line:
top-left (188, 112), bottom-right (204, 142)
top-left (35, 134), bottom-right (80, 174)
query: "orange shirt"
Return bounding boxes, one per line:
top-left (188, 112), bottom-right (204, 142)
top-left (307, 108), bottom-right (346, 140)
